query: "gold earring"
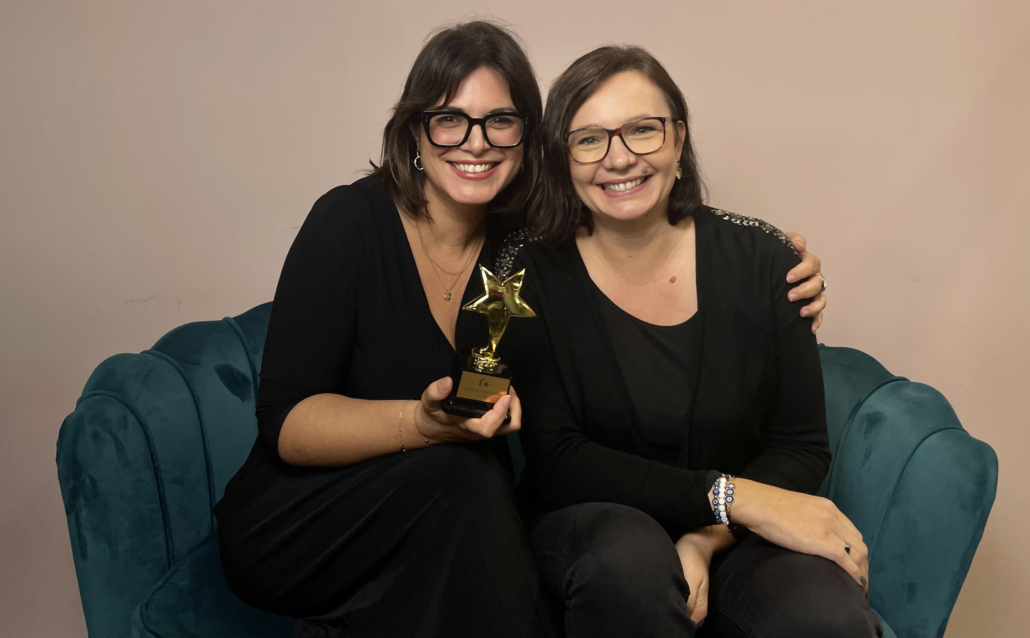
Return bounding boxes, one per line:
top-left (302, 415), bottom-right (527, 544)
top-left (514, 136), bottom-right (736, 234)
top-left (675, 160), bottom-right (682, 180)
top-left (413, 150), bottom-right (423, 171)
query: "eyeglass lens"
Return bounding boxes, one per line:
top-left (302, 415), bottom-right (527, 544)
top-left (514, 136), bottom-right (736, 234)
top-left (567, 118), bottom-right (667, 163)
top-left (427, 113), bottom-right (525, 147)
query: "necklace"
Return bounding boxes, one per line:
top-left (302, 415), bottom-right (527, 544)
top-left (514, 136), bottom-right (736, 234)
top-left (416, 221), bottom-right (482, 301)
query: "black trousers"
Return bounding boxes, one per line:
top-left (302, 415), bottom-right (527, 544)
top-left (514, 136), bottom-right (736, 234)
top-left (528, 503), bottom-right (882, 638)
top-left (216, 444), bottom-right (556, 638)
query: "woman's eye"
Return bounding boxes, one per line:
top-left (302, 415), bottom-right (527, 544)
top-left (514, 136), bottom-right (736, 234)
top-left (632, 126), bottom-right (658, 135)
top-left (574, 136), bottom-right (601, 147)
top-left (488, 116), bottom-right (515, 128)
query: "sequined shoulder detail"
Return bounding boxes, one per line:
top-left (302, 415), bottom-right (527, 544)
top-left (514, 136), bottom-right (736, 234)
top-left (710, 209), bottom-right (800, 259)
top-left (494, 229), bottom-right (537, 280)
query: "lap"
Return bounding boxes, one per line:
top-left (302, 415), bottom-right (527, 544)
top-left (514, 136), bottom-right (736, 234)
top-left (527, 503), bottom-right (694, 638)
top-left (526, 503), bottom-right (880, 638)
top-left (706, 533), bottom-right (881, 638)
top-left (218, 443), bottom-right (534, 623)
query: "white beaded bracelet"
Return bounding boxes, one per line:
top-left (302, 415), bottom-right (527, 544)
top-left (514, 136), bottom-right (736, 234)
top-left (711, 474), bottom-right (736, 526)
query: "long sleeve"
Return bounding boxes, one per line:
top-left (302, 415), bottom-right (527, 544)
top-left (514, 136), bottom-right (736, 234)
top-left (509, 285), bottom-right (719, 534)
top-left (736, 241), bottom-right (831, 494)
top-left (255, 187), bottom-right (361, 457)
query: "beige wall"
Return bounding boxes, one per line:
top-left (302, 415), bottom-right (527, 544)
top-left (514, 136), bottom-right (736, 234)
top-left (1, 1), bottom-right (1026, 635)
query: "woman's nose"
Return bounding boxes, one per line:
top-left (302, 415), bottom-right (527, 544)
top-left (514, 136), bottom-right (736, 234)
top-left (604, 135), bottom-right (636, 170)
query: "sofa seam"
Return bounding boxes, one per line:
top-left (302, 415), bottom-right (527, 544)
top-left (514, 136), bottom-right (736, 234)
top-left (223, 315), bottom-right (260, 413)
top-left (867, 425), bottom-right (974, 637)
top-left (825, 376), bottom-right (905, 496)
top-left (142, 350), bottom-right (219, 528)
top-left (73, 391), bottom-right (176, 571)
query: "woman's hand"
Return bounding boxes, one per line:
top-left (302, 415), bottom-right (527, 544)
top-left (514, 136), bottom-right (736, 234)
top-left (675, 532), bottom-right (715, 628)
top-left (784, 232), bottom-right (827, 333)
top-left (414, 377), bottom-right (521, 444)
top-left (730, 478), bottom-right (869, 596)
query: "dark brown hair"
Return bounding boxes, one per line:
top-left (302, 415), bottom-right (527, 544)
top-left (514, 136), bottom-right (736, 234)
top-left (372, 21), bottom-right (542, 220)
top-left (528, 46), bottom-right (705, 243)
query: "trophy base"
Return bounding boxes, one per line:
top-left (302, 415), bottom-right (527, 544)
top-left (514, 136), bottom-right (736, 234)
top-left (441, 351), bottom-right (512, 420)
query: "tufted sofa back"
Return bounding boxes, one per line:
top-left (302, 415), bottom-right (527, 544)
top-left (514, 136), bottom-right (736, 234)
top-left (58, 303), bottom-right (273, 637)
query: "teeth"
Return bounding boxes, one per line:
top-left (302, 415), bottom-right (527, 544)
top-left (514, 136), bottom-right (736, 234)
top-left (602, 177), bottom-right (645, 192)
top-left (452, 163), bottom-right (495, 173)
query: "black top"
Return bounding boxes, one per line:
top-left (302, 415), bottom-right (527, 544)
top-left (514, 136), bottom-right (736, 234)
top-left (592, 281), bottom-right (701, 465)
top-left (502, 208), bottom-right (830, 537)
top-left (229, 175), bottom-right (510, 481)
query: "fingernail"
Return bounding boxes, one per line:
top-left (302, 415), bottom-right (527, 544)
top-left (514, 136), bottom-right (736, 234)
top-left (786, 274), bottom-right (797, 283)
top-left (788, 292), bottom-right (797, 301)
top-left (800, 308), bottom-right (808, 317)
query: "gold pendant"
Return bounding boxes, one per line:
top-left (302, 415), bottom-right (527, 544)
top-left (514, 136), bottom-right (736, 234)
top-left (443, 291), bottom-right (452, 301)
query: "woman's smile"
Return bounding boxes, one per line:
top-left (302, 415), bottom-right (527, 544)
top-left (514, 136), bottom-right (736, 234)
top-left (600, 174), bottom-right (651, 197)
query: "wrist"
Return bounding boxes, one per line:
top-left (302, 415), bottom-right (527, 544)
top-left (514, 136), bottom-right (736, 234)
top-left (723, 478), bottom-right (758, 528)
top-left (679, 525), bottom-right (734, 557)
top-left (410, 400), bottom-right (433, 447)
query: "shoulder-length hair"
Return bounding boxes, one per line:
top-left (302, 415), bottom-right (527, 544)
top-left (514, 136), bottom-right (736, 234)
top-left (372, 21), bottom-right (542, 221)
top-left (528, 46), bottom-right (705, 243)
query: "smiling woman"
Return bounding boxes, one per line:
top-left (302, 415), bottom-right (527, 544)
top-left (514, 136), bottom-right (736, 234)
top-left (213, 21), bottom-right (556, 638)
top-left (507, 45), bottom-right (880, 638)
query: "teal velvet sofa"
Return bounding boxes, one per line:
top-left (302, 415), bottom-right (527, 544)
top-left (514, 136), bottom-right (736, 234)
top-left (57, 303), bottom-right (998, 638)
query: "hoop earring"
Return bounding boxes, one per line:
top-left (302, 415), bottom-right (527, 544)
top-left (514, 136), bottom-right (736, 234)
top-left (675, 160), bottom-right (683, 180)
top-left (413, 151), bottom-right (424, 171)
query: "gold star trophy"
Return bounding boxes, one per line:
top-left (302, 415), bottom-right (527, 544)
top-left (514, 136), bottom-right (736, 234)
top-left (441, 265), bottom-right (536, 418)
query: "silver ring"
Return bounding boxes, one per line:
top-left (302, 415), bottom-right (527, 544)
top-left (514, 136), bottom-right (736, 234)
top-left (814, 274), bottom-right (827, 292)
top-left (844, 543), bottom-right (852, 555)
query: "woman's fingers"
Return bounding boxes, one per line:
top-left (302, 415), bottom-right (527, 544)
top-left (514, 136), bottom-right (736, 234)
top-left (685, 580), bottom-right (698, 621)
top-left (505, 387), bottom-right (522, 432)
top-left (800, 290), bottom-right (826, 319)
top-left (790, 277), bottom-right (823, 304)
top-left (786, 241), bottom-right (821, 284)
top-left (690, 576), bottom-right (709, 627)
top-left (825, 533), bottom-right (866, 591)
top-left (811, 309), bottom-right (824, 333)
top-left (784, 231), bottom-right (808, 254)
top-left (421, 376), bottom-right (453, 408)
top-left (466, 395), bottom-right (512, 438)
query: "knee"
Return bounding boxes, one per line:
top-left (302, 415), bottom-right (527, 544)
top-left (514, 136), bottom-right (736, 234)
top-left (737, 550), bottom-right (880, 638)
top-left (789, 599), bottom-right (881, 638)
top-left (567, 504), bottom-right (685, 604)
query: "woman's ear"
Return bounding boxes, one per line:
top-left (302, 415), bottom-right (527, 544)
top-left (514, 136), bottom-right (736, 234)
top-left (409, 122), bottom-right (423, 150)
top-left (674, 119), bottom-right (687, 157)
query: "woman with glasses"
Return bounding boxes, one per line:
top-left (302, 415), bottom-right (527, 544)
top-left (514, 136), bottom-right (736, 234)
top-left (504, 46), bottom-right (879, 637)
top-left (215, 21), bottom-right (829, 638)
top-left (214, 22), bottom-right (554, 638)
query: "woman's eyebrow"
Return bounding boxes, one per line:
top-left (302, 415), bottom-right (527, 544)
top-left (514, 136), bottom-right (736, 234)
top-left (572, 114), bottom-right (659, 131)
top-left (431, 106), bottom-right (518, 115)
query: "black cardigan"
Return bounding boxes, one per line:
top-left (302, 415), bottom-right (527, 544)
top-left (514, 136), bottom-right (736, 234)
top-left (501, 207), bottom-right (831, 537)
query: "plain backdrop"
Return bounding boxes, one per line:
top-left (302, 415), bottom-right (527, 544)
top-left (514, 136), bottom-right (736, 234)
top-left (1, 1), bottom-right (1027, 636)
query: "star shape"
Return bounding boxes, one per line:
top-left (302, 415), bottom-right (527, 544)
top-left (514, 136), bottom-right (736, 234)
top-left (463, 266), bottom-right (536, 319)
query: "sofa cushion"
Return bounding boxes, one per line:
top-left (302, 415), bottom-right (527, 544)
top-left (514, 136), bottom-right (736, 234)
top-left (130, 533), bottom-right (295, 638)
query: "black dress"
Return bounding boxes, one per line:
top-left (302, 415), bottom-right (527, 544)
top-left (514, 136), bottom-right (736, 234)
top-left (505, 208), bottom-right (881, 638)
top-left (214, 176), bottom-right (555, 638)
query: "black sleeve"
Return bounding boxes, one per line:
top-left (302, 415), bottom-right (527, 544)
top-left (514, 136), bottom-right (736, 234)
top-left (255, 187), bottom-right (362, 457)
top-left (509, 269), bottom-right (719, 535)
top-left (737, 240), bottom-right (831, 494)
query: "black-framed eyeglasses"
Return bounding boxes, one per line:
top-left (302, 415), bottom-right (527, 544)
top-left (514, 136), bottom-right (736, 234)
top-left (566, 116), bottom-right (677, 164)
top-left (421, 110), bottom-right (529, 148)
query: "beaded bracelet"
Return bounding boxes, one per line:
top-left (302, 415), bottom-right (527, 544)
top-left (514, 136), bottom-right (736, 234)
top-left (711, 474), bottom-right (736, 526)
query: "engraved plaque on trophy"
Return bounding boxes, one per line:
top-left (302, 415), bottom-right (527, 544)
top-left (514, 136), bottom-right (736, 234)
top-left (441, 265), bottom-right (535, 419)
